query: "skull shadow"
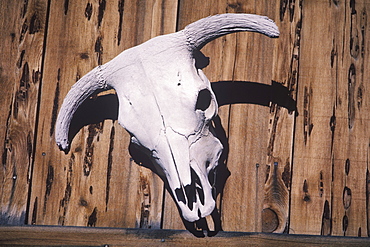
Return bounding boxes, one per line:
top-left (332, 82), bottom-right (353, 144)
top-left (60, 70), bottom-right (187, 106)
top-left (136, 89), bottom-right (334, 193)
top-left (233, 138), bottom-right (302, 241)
top-left (67, 80), bottom-right (297, 237)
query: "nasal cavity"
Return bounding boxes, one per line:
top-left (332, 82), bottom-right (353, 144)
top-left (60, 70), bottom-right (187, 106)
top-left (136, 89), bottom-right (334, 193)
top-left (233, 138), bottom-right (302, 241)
top-left (195, 89), bottom-right (212, 111)
top-left (175, 188), bottom-right (186, 205)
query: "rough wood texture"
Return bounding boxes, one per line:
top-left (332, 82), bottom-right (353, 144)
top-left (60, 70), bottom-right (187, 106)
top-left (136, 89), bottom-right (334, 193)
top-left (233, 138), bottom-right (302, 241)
top-left (262, 0), bottom-right (302, 234)
top-left (1, 225), bottom-right (370, 246)
top-left (0, 0), bottom-right (48, 225)
top-left (290, 0), bottom-right (370, 237)
top-left (29, 0), bottom-right (178, 229)
top-left (0, 0), bottom-right (370, 241)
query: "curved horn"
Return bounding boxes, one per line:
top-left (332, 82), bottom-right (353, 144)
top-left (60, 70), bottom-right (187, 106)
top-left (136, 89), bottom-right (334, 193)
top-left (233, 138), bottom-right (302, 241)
top-left (55, 66), bottom-right (110, 152)
top-left (183, 13), bottom-right (280, 50)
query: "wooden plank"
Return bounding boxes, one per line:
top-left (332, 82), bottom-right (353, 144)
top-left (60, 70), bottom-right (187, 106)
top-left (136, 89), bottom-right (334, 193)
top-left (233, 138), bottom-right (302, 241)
top-left (0, 0), bottom-right (48, 225)
top-left (262, 0), bottom-right (302, 233)
top-left (1, 225), bottom-right (370, 246)
top-left (29, 0), bottom-right (178, 229)
top-left (215, 1), bottom-right (279, 232)
top-left (29, 0), bottom-right (133, 227)
top-left (290, 0), bottom-right (370, 237)
top-left (30, 0), bottom-right (127, 227)
top-left (289, 0), bottom-right (338, 235)
top-left (330, 0), bottom-right (370, 237)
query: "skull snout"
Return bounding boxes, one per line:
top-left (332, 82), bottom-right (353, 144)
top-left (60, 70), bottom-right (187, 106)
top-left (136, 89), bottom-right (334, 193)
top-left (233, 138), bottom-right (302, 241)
top-left (174, 167), bottom-right (205, 211)
top-left (154, 126), bottom-right (222, 222)
top-left (172, 163), bottom-right (216, 222)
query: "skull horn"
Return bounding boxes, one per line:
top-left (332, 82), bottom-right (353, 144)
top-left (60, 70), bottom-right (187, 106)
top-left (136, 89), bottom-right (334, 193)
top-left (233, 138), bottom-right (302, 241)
top-left (184, 13), bottom-right (280, 50)
top-left (55, 66), bottom-right (110, 152)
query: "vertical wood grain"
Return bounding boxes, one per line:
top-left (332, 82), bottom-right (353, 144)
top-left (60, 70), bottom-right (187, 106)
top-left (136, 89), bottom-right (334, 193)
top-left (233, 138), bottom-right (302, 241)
top-left (29, 0), bottom-right (179, 230)
top-left (289, 0), bottom-right (370, 237)
top-left (218, 1), bottom-right (277, 232)
top-left (329, 0), bottom-right (369, 237)
top-left (262, 0), bottom-right (302, 233)
top-left (30, 0), bottom-right (132, 227)
top-left (0, 0), bottom-right (48, 225)
top-left (290, 0), bottom-right (337, 235)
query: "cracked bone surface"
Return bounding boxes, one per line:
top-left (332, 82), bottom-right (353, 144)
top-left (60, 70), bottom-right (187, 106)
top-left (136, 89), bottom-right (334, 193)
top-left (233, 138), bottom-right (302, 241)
top-left (55, 14), bottom-right (279, 223)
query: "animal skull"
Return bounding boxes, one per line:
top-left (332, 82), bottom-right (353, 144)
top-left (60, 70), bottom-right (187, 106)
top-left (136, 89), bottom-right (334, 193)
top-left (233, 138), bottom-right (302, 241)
top-left (55, 14), bottom-right (279, 223)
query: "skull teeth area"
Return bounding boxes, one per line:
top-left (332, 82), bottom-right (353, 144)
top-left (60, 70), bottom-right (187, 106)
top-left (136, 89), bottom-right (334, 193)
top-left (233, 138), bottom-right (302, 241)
top-left (174, 167), bottom-right (205, 211)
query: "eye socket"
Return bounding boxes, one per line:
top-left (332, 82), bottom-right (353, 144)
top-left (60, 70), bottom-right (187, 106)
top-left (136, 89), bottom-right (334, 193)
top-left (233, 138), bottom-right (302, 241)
top-left (195, 89), bottom-right (212, 111)
top-left (194, 50), bottom-right (210, 69)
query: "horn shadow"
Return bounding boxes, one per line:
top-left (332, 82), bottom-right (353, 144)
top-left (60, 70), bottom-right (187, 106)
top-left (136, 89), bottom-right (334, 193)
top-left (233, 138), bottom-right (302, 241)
top-left (211, 80), bottom-right (297, 113)
top-left (68, 93), bottom-right (118, 143)
top-left (66, 81), bottom-right (297, 237)
top-left (68, 80), bottom-right (297, 141)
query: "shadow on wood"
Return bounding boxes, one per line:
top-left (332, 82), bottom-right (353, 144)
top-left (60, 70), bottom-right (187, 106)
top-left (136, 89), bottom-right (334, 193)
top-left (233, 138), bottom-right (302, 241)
top-left (67, 80), bottom-right (297, 145)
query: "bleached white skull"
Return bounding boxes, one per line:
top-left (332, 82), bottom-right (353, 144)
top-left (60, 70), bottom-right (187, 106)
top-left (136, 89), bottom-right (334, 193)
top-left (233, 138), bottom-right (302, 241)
top-left (56, 14), bottom-right (279, 223)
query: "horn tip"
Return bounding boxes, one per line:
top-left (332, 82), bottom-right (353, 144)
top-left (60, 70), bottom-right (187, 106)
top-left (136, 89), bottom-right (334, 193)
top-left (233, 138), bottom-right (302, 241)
top-left (56, 140), bottom-right (70, 154)
top-left (270, 32), bottom-right (280, 38)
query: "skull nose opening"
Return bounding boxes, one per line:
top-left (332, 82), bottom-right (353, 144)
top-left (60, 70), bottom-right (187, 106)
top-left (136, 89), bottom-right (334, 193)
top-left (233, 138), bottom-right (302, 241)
top-left (193, 168), bottom-right (205, 206)
top-left (185, 184), bottom-right (195, 210)
top-left (175, 188), bottom-right (186, 205)
top-left (174, 167), bottom-right (205, 212)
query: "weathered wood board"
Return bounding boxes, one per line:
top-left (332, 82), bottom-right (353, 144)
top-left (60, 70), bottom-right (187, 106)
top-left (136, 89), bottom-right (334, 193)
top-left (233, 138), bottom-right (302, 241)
top-left (1, 225), bottom-right (370, 247)
top-left (290, 0), bottom-right (370, 237)
top-left (29, 0), bottom-right (179, 229)
top-left (0, 0), bottom-right (48, 225)
top-left (0, 0), bottom-right (370, 240)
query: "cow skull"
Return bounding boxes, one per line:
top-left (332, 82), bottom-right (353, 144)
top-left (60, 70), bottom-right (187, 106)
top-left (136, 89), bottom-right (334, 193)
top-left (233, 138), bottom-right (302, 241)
top-left (55, 14), bottom-right (279, 223)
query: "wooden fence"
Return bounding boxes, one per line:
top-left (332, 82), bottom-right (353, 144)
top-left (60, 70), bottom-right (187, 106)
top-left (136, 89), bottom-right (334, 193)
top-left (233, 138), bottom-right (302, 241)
top-left (1, 0), bottom-right (370, 241)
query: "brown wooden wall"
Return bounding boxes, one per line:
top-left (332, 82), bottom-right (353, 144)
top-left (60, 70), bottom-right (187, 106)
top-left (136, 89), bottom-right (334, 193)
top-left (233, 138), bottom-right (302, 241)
top-left (1, 0), bottom-right (370, 238)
